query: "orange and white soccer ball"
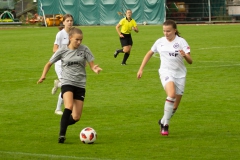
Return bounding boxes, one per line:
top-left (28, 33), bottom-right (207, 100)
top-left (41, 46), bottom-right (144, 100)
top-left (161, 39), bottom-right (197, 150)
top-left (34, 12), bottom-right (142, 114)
top-left (80, 127), bottom-right (97, 144)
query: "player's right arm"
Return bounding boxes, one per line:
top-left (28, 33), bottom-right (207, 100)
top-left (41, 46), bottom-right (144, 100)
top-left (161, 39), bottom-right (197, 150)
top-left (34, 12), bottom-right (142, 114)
top-left (53, 31), bottom-right (61, 53)
top-left (116, 23), bottom-right (124, 38)
top-left (53, 44), bottom-right (59, 53)
top-left (137, 50), bottom-right (154, 79)
top-left (37, 62), bottom-right (52, 84)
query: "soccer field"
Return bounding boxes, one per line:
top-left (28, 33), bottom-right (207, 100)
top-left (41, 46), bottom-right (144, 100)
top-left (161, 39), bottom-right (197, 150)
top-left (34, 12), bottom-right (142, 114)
top-left (0, 24), bottom-right (239, 160)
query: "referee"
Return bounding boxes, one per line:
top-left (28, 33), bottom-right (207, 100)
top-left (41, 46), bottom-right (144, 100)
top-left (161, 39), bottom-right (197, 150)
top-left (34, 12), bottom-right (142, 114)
top-left (114, 9), bottom-right (139, 65)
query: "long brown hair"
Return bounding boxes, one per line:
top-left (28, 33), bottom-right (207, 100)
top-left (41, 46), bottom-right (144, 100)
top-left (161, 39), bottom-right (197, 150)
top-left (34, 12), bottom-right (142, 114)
top-left (163, 20), bottom-right (180, 37)
top-left (58, 14), bottom-right (74, 31)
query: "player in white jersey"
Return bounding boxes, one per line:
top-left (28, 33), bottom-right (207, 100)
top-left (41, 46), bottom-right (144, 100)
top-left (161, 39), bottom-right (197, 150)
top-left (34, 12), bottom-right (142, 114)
top-left (51, 14), bottom-right (73, 115)
top-left (137, 20), bottom-right (192, 136)
top-left (37, 27), bottom-right (102, 143)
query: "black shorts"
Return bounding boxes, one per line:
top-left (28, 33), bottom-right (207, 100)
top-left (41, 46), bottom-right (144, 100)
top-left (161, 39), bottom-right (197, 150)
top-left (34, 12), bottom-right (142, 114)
top-left (61, 85), bottom-right (86, 101)
top-left (120, 33), bottom-right (133, 47)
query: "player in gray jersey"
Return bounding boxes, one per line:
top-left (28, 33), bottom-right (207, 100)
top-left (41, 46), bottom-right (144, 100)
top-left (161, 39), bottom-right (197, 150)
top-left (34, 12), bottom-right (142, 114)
top-left (52, 14), bottom-right (74, 116)
top-left (137, 20), bottom-right (192, 136)
top-left (37, 27), bottom-right (102, 143)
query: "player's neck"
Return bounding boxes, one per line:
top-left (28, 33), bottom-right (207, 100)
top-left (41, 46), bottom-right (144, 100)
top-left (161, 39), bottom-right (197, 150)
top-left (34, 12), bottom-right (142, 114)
top-left (166, 35), bottom-right (176, 42)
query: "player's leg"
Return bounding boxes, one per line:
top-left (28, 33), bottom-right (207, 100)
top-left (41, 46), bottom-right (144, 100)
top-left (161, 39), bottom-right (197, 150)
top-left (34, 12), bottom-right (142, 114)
top-left (171, 77), bottom-right (185, 117)
top-left (159, 75), bottom-right (176, 136)
top-left (122, 45), bottom-right (131, 65)
top-left (54, 63), bottom-right (63, 114)
top-left (69, 100), bottom-right (83, 125)
top-left (171, 94), bottom-right (182, 117)
top-left (52, 63), bottom-right (62, 94)
top-left (58, 86), bottom-right (74, 143)
top-left (121, 36), bottom-right (133, 65)
top-left (68, 87), bottom-right (85, 125)
top-left (114, 36), bottom-right (128, 58)
top-left (55, 93), bottom-right (63, 115)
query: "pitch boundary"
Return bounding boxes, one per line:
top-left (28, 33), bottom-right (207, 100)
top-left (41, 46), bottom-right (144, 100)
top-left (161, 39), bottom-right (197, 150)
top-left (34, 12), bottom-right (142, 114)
top-left (0, 150), bottom-right (112, 160)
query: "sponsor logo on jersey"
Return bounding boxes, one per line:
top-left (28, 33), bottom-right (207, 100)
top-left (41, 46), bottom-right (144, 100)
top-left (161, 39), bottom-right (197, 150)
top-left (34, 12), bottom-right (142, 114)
top-left (67, 61), bottom-right (81, 66)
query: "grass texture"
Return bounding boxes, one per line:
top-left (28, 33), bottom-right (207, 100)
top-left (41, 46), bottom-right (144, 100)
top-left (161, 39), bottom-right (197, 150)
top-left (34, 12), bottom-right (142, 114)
top-left (0, 24), bottom-right (239, 160)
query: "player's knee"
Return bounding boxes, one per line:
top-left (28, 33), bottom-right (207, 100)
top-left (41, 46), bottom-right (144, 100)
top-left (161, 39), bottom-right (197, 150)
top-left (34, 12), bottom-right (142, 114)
top-left (72, 115), bottom-right (80, 121)
top-left (123, 47), bottom-right (131, 53)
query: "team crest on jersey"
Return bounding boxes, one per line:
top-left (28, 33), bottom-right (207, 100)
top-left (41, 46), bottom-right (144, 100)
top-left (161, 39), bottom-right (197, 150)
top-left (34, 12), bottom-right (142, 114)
top-left (173, 43), bottom-right (179, 49)
top-left (77, 51), bottom-right (84, 57)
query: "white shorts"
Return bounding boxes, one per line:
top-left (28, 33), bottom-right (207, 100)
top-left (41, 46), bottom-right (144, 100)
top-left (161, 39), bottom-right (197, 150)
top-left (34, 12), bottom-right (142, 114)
top-left (55, 60), bottom-right (62, 79)
top-left (160, 74), bottom-right (186, 95)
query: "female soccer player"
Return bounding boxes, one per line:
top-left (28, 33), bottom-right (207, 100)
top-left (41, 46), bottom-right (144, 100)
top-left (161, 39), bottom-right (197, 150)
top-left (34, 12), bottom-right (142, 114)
top-left (51, 14), bottom-right (73, 115)
top-left (114, 9), bottom-right (139, 65)
top-left (37, 27), bottom-right (102, 143)
top-left (137, 20), bottom-right (192, 136)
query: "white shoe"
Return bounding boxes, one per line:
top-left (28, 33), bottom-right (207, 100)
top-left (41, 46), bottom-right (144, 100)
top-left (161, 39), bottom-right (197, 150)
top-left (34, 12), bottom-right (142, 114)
top-left (55, 110), bottom-right (63, 115)
top-left (51, 79), bottom-right (60, 95)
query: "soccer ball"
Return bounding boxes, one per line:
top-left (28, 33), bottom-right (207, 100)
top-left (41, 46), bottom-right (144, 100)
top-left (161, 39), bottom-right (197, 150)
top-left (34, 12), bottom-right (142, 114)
top-left (143, 21), bottom-right (147, 25)
top-left (80, 127), bottom-right (97, 144)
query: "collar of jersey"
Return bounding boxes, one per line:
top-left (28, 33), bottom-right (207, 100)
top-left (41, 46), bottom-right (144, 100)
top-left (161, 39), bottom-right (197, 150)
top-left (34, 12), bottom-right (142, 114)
top-left (125, 17), bottom-right (132, 21)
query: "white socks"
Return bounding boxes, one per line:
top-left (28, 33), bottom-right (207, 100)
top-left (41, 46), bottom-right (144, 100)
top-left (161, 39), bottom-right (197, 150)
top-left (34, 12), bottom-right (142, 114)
top-left (56, 92), bottom-right (63, 111)
top-left (161, 97), bottom-right (175, 126)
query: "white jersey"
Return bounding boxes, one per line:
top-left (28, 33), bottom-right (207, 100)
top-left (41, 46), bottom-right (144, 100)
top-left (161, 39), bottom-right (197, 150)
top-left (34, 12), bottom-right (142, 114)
top-left (151, 36), bottom-right (190, 78)
top-left (54, 29), bottom-right (69, 66)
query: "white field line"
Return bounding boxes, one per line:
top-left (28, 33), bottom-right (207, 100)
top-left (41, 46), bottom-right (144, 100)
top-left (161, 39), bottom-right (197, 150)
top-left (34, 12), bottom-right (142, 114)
top-left (195, 46), bottom-right (239, 50)
top-left (189, 64), bottom-right (240, 68)
top-left (0, 150), bottom-right (112, 160)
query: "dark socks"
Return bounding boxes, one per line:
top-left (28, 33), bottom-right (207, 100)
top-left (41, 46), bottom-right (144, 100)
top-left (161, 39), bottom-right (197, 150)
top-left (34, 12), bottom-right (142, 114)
top-left (59, 108), bottom-right (72, 136)
top-left (68, 115), bottom-right (78, 125)
top-left (122, 53), bottom-right (130, 64)
top-left (117, 49), bottom-right (123, 53)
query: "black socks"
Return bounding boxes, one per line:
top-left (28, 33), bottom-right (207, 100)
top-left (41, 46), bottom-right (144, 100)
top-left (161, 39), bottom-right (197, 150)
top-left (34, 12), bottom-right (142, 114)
top-left (122, 53), bottom-right (130, 64)
top-left (117, 49), bottom-right (123, 53)
top-left (68, 115), bottom-right (78, 125)
top-left (59, 108), bottom-right (72, 136)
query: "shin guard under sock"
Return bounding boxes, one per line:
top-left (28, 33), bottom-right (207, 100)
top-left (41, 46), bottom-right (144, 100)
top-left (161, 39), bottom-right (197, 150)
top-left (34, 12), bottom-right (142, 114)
top-left (59, 108), bottom-right (72, 136)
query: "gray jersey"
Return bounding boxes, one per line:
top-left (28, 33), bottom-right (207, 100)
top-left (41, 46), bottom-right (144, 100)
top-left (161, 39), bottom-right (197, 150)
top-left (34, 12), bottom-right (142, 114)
top-left (49, 44), bottom-right (94, 88)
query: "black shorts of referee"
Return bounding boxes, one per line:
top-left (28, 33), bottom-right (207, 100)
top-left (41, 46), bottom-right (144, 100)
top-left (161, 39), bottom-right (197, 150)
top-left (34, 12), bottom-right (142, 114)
top-left (120, 33), bottom-right (133, 47)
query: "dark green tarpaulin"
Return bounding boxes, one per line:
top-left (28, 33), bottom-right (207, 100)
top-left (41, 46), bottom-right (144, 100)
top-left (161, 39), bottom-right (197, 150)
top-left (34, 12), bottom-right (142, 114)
top-left (38, 0), bottom-right (165, 25)
top-left (0, 0), bottom-right (15, 10)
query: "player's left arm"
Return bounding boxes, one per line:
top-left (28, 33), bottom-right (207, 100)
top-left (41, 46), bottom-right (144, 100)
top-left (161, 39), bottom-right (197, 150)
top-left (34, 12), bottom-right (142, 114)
top-left (179, 50), bottom-right (192, 64)
top-left (132, 20), bottom-right (139, 33)
top-left (88, 61), bottom-right (102, 74)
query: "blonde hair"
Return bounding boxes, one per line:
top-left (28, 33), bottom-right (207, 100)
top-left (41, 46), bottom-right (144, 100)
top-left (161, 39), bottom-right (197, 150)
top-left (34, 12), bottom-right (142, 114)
top-left (69, 27), bottom-right (82, 37)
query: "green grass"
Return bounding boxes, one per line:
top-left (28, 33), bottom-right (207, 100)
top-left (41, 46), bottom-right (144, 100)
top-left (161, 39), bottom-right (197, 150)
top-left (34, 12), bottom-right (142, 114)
top-left (0, 24), bottom-right (240, 160)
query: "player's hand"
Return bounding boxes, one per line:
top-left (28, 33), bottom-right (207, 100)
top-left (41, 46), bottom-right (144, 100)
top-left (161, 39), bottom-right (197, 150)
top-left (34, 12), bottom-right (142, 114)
top-left (120, 34), bottom-right (124, 38)
top-left (92, 65), bottom-right (102, 74)
top-left (37, 77), bottom-right (45, 84)
top-left (179, 50), bottom-right (186, 57)
top-left (137, 70), bottom-right (143, 80)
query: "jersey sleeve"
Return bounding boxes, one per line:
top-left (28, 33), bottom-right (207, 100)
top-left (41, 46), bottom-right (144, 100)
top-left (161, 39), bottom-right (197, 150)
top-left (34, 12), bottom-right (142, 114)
top-left (151, 39), bottom-right (160, 53)
top-left (119, 18), bottom-right (124, 25)
top-left (84, 46), bottom-right (95, 62)
top-left (54, 31), bottom-right (61, 45)
top-left (132, 19), bottom-right (137, 27)
top-left (49, 48), bottom-right (63, 64)
top-left (180, 38), bottom-right (190, 54)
